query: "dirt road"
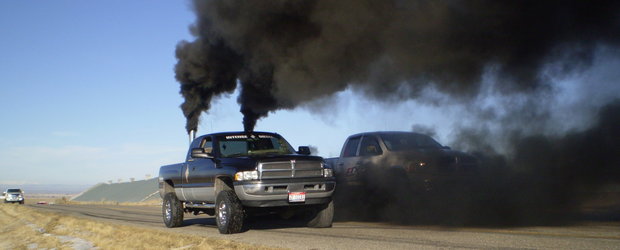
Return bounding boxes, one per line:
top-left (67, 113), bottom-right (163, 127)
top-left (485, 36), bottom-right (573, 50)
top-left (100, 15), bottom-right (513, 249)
top-left (27, 203), bottom-right (620, 249)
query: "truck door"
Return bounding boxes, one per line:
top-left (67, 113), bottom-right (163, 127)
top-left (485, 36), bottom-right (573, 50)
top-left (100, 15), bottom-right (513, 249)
top-left (358, 134), bottom-right (384, 170)
top-left (186, 136), bottom-right (217, 202)
top-left (178, 163), bottom-right (190, 201)
top-left (338, 136), bottom-right (362, 183)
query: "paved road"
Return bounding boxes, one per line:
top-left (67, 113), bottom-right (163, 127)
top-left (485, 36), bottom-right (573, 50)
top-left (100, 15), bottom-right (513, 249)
top-left (29, 204), bottom-right (620, 249)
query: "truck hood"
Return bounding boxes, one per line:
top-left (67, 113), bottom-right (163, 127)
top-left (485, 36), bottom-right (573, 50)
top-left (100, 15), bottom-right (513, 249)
top-left (218, 154), bottom-right (324, 171)
top-left (386, 148), bottom-right (478, 174)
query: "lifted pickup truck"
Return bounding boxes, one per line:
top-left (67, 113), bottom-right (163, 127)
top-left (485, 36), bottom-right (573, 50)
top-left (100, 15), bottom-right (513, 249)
top-left (327, 131), bottom-right (478, 192)
top-left (159, 131), bottom-right (335, 234)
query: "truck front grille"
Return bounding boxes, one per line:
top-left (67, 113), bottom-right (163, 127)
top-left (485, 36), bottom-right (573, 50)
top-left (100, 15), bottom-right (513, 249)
top-left (258, 161), bottom-right (323, 179)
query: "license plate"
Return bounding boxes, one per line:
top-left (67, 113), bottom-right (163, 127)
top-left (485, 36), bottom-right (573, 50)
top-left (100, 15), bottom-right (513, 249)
top-left (288, 192), bottom-right (306, 202)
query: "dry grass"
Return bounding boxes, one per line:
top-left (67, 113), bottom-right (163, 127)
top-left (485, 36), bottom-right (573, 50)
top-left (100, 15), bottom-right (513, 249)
top-left (0, 204), bottom-right (65, 249)
top-left (0, 204), bottom-right (275, 249)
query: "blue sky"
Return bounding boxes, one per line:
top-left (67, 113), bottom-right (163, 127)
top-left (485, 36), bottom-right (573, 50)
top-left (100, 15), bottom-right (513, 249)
top-left (1, 1), bottom-right (618, 187)
top-left (0, 1), bottom-right (197, 185)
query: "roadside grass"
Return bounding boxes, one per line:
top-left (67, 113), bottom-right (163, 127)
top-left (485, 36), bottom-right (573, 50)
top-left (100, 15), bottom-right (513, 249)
top-left (0, 204), bottom-right (65, 249)
top-left (0, 204), bottom-right (274, 249)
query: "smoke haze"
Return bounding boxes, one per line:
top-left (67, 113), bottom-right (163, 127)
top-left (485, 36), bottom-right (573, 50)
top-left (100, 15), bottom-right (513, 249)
top-left (175, 0), bottom-right (620, 132)
top-left (332, 101), bottom-right (619, 226)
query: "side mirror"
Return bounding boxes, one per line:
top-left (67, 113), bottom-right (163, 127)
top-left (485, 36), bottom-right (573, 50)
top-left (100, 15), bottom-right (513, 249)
top-left (297, 146), bottom-right (311, 155)
top-left (191, 148), bottom-right (213, 158)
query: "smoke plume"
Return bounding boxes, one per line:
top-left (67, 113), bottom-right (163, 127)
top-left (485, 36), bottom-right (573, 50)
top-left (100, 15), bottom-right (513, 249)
top-left (175, 0), bottom-right (620, 133)
top-left (455, 100), bottom-right (620, 225)
top-left (332, 101), bottom-right (619, 226)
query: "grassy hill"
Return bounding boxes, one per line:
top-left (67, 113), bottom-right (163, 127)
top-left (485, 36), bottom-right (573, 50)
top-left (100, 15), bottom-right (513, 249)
top-left (71, 178), bottom-right (159, 202)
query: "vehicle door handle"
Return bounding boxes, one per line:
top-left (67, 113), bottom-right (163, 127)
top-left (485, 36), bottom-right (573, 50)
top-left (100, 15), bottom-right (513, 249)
top-left (192, 167), bottom-right (196, 171)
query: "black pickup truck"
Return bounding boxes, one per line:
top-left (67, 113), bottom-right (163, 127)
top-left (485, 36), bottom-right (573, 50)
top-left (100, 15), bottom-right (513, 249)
top-left (158, 131), bottom-right (335, 234)
top-left (326, 131), bottom-right (478, 209)
top-left (325, 131), bottom-right (479, 221)
top-left (327, 131), bottom-right (478, 190)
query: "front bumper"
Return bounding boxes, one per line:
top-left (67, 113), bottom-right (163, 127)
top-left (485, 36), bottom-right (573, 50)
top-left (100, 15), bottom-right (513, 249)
top-left (5, 195), bottom-right (24, 202)
top-left (234, 177), bottom-right (335, 207)
top-left (4, 197), bottom-right (24, 203)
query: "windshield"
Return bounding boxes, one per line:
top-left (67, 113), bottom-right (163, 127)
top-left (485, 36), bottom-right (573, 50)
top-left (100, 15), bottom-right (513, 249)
top-left (381, 133), bottom-right (443, 151)
top-left (6, 189), bottom-right (21, 193)
top-left (217, 134), bottom-right (295, 157)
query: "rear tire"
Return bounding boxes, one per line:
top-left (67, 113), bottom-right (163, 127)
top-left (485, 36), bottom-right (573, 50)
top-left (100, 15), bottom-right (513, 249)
top-left (163, 193), bottom-right (183, 228)
top-left (215, 190), bottom-right (244, 234)
top-left (307, 200), bottom-right (334, 228)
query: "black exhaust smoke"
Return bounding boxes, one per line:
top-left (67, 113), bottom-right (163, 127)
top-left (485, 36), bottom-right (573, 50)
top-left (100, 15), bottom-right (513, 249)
top-left (333, 101), bottom-right (619, 226)
top-left (176, 39), bottom-right (241, 133)
top-left (175, 0), bottom-right (620, 133)
top-left (455, 100), bottom-right (620, 225)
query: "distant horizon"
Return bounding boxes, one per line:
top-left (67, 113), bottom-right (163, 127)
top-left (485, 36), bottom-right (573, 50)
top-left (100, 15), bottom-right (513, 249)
top-left (0, 178), bottom-right (157, 194)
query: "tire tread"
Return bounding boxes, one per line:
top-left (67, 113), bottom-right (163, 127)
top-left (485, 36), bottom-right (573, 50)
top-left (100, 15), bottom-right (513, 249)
top-left (307, 200), bottom-right (334, 228)
top-left (216, 190), bottom-right (244, 234)
top-left (163, 192), bottom-right (184, 228)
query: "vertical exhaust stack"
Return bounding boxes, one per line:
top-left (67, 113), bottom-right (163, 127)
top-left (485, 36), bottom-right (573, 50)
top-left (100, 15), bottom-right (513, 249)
top-left (189, 130), bottom-right (196, 145)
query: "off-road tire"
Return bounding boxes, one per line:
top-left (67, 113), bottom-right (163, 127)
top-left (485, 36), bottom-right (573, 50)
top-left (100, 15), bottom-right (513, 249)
top-left (307, 200), bottom-right (334, 228)
top-left (215, 190), bottom-right (244, 234)
top-left (19, 201), bottom-right (24, 205)
top-left (163, 192), bottom-right (184, 228)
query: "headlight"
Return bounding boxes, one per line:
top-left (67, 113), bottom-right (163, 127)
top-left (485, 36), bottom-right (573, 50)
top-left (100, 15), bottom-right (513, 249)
top-left (323, 168), bottom-right (333, 178)
top-left (234, 171), bottom-right (258, 181)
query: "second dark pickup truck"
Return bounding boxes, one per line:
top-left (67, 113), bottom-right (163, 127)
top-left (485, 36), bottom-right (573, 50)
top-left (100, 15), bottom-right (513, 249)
top-left (327, 131), bottom-right (478, 191)
top-left (159, 131), bottom-right (335, 234)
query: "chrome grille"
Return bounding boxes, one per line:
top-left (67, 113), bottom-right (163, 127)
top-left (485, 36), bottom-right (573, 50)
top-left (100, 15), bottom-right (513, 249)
top-left (294, 169), bottom-right (323, 177)
top-left (295, 161), bottom-right (319, 170)
top-left (258, 160), bottom-right (323, 179)
top-left (260, 162), bottom-right (291, 170)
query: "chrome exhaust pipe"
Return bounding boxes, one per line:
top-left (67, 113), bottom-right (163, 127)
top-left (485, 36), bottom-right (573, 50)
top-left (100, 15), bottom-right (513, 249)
top-left (189, 130), bottom-right (196, 144)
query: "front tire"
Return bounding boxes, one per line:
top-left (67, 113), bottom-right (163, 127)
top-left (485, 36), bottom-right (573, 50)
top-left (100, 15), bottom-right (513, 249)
top-left (215, 190), bottom-right (244, 234)
top-left (307, 200), bottom-right (334, 228)
top-left (163, 193), bottom-right (183, 228)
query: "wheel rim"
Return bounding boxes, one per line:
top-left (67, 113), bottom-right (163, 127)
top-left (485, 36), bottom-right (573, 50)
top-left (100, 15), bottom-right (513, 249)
top-left (218, 201), bottom-right (228, 226)
top-left (164, 199), bottom-right (172, 222)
